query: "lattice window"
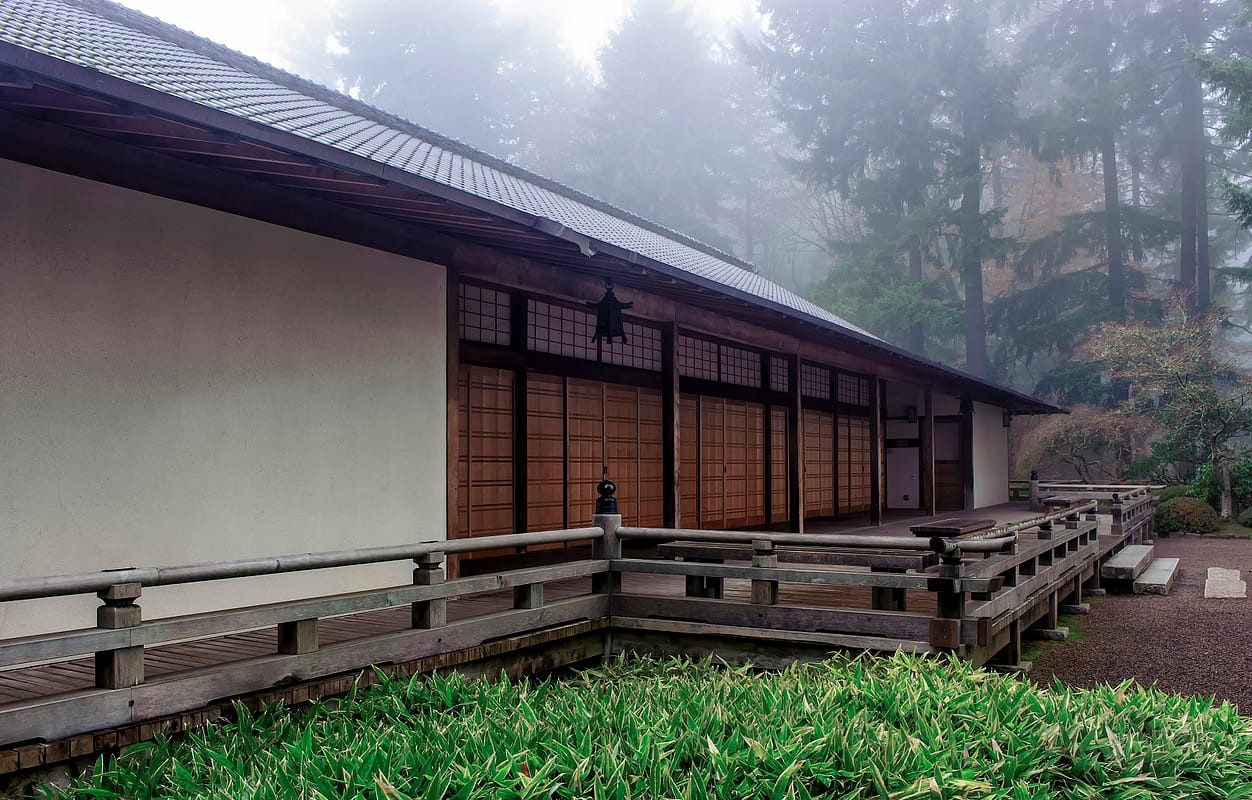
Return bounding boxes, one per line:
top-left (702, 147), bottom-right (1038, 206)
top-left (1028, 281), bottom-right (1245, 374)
top-left (719, 344), bottom-right (761, 388)
top-left (602, 321), bottom-right (663, 371)
top-left (678, 335), bottom-right (719, 380)
top-left (769, 356), bottom-right (789, 394)
top-left (527, 299), bottom-right (597, 362)
top-left (458, 282), bottom-right (511, 346)
top-left (800, 363), bottom-right (831, 399)
top-left (837, 373), bottom-right (871, 407)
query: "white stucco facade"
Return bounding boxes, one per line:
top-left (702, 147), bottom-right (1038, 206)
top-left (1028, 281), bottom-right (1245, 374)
top-left (0, 159), bottom-right (447, 638)
top-left (972, 401), bottom-right (1010, 508)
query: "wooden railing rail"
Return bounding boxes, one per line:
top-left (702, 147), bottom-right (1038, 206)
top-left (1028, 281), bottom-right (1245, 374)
top-left (616, 527), bottom-right (1016, 554)
top-left (0, 528), bottom-right (603, 603)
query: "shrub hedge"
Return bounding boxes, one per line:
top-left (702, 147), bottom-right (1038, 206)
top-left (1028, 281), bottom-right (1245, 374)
top-left (1155, 496), bottom-right (1221, 534)
top-left (54, 654), bottom-right (1252, 800)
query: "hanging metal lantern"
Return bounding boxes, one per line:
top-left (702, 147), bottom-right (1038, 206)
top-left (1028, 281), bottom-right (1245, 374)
top-left (589, 280), bottom-right (633, 344)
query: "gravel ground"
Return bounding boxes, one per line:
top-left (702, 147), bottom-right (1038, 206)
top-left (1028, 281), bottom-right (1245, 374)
top-left (1030, 534), bottom-right (1252, 713)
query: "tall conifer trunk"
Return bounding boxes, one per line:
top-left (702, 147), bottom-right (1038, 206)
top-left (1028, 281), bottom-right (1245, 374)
top-left (908, 237), bottom-right (925, 355)
top-left (1095, 0), bottom-right (1125, 317)
top-left (959, 132), bottom-right (988, 378)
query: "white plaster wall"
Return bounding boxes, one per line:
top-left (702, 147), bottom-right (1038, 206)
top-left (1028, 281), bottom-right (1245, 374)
top-left (972, 401), bottom-right (1010, 508)
top-left (0, 159), bottom-right (446, 638)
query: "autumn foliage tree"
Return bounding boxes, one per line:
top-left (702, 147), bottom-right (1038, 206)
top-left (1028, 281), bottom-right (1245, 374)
top-left (1087, 295), bottom-right (1252, 517)
top-left (1015, 404), bottom-right (1152, 482)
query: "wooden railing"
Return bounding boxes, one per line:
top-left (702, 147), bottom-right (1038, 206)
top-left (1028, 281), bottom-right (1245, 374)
top-left (0, 495), bottom-right (1138, 763)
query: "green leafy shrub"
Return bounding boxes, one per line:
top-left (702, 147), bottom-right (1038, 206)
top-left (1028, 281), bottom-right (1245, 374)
top-left (54, 654), bottom-right (1252, 800)
top-left (1156, 496), bottom-right (1220, 534)
top-left (1239, 507), bottom-right (1252, 528)
top-left (1154, 484), bottom-right (1195, 504)
top-left (1189, 457), bottom-right (1252, 514)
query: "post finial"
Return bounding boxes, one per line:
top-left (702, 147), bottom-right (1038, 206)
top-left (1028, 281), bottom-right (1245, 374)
top-left (1030, 469), bottom-right (1038, 481)
top-left (595, 475), bottom-right (618, 515)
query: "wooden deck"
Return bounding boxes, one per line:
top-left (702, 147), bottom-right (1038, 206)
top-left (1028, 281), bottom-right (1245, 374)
top-left (0, 495), bottom-right (1155, 775)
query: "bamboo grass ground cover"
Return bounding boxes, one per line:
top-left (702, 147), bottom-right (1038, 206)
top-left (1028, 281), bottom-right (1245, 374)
top-left (55, 653), bottom-right (1252, 800)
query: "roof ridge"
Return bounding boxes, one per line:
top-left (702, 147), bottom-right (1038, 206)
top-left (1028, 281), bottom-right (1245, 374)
top-left (68, 0), bottom-right (761, 276)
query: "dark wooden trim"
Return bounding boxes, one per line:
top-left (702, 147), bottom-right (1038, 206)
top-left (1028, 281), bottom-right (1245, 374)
top-left (661, 323), bottom-right (679, 528)
top-left (785, 354), bottom-right (803, 532)
top-left (920, 387), bottom-right (936, 516)
top-left (961, 396), bottom-right (975, 511)
top-left (869, 377), bottom-right (883, 526)
top-left (446, 266), bottom-right (462, 577)
top-left (762, 352), bottom-right (773, 525)
top-left (458, 343), bottom-right (663, 391)
top-left (513, 366), bottom-right (529, 535)
top-left (679, 377), bottom-right (786, 405)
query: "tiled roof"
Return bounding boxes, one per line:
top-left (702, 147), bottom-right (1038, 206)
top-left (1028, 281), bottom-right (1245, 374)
top-left (0, 0), bottom-right (875, 340)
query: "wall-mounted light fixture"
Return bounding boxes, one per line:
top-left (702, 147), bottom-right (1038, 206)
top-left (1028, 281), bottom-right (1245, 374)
top-left (1003, 410), bottom-right (1013, 428)
top-left (906, 405), bottom-right (918, 424)
top-left (589, 280), bottom-right (632, 345)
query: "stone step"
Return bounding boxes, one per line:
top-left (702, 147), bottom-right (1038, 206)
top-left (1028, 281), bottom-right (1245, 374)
top-left (1134, 557), bottom-right (1181, 595)
top-left (1101, 544), bottom-right (1154, 581)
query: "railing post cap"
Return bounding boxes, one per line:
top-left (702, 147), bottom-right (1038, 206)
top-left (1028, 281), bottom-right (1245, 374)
top-left (97, 582), bottom-right (141, 602)
top-left (595, 476), bottom-right (618, 515)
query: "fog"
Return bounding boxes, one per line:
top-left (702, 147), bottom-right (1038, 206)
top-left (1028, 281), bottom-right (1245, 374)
top-left (117, 0), bottom-right (1249, 395)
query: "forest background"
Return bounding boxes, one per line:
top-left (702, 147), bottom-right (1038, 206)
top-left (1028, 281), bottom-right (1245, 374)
top-left (143, 0), bottom-right (1252, 511)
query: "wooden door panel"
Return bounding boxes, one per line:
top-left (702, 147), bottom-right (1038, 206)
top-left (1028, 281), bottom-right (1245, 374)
top-left (770, 406), bottom-right (788, 523)
top-left (700, 397), bottom-right (726, 528)
top-left (565, 379), bottom-right (605, 528)
top-left (457, 365), bottom-right (515, 543)
top-left (679, 395), bottom-right (699, 527)
top-left (526, 373), bottom-right (565, 531)
top-left (637, 389), bottom-right (666, 528)
top-left (804, 409), bottom-right (834, 517)
top-left (839, 416), bottom-right (871, 514)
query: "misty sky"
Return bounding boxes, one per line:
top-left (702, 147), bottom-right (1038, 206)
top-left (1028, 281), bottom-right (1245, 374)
top-left (112, 0), bottom-right (753, 73)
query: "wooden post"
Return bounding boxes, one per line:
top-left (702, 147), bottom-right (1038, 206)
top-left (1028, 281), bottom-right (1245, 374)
top-left (920, 387), bottom-right (935, 516)
top-left (513, 583), bottom-right (544, 609)
top-left (786, 354), bottom-right (803, 532)
top-left (446, 267), bottom-right (462, 578)
top-left (1028, 469), bottom-right (1041, 512)
top-left (869, 376), bottom-right (884, 526)
top-left (95, 582), bottom-right (143, 689)
top-left (662, 323), bottom-right (679, 528)
top-left (592, 478), bottom-right (622, 595)
top-left (412, 550), bottom-right (446, 629)
top-left (750, 539), bottom-right (779, 605)
top-left (929, 553), bottom-right (965, 652)
top-left (870, 569), bottom-right (907, 612)
top-left (960, 396), bottom-right (975, 511)
top-left (277, 619), bottom-right (318, 655)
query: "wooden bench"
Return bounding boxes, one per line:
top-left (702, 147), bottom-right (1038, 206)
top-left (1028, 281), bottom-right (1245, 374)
top-left (656, 541), bottom-right (938, 611)
top-left (909, 518), bottom-right (997, 538)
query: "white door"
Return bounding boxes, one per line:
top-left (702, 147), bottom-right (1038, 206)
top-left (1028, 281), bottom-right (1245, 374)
top-left (886, 447), bottom-right (920, 510)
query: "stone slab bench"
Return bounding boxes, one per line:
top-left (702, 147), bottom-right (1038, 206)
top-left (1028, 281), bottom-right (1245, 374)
top-left (909, 518), bottom-right (997, 538)
top-left (1101, 544), bottom-right (1154, 581)
top-left (1134, 558), bottom-right (1180, 595)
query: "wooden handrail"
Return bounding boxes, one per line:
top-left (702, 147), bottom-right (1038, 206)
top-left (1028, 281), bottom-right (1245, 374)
top-left (0, 527), bottom-right (603, 602)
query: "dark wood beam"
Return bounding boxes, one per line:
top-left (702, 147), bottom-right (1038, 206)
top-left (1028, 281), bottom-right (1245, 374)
top-left (869, 377), bottom-right (883, 526)
top-left (445, 266), bottom-right (462, 578)
top-left (920, 387), bottom-right (936, 516)
top-left (662, 323), bottom-right (679, 528)
top-left (961, 396), bottom-right (976, 511)
top-left (786, 354), bottom-right (803, 532)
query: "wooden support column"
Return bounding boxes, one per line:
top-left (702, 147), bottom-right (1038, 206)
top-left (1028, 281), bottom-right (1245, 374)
top-left (961, 395), bottom-right (975, 511)
top-left (786, 354), bottom-right (803, 532)
top-left (920, 387), bottom-right (936, 516)
top-left (412, 550), bottom-right (447, 629)
top-left (662, 323), bottom-right (679, 528)
top-left (869, 376), bottom-right (884, 526)
top-left (750, 540), bottom-right (779, 605)
top-left (511, 291), bottom-right (529, 536)
top-left (277, 619), bottom-right (318, 655)
top-left (446, 267), bottom-right (461, 578)
top-left (95, 583), bottom-right (143, 689)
